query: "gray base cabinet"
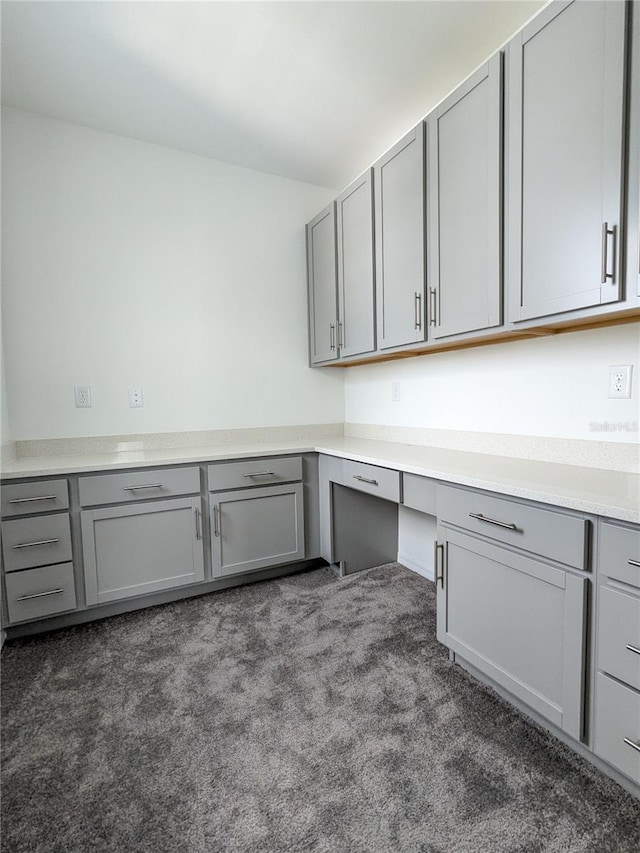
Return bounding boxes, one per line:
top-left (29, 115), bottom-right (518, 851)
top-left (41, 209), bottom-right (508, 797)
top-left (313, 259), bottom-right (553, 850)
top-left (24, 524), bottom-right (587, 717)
top-left (437, 527), bottom-right (587, 739)
top-left (593, 520), bottom-right (640, 785)
top-left (210, 483), bottom-right (304, 578)
top-left (82, 497), bottom-right (205, 605)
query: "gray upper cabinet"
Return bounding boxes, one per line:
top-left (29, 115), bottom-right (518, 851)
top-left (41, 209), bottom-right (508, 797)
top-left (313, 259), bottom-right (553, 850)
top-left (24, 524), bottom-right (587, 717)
top-left (428, 53), bottom-right (502, 338)
top-left (508, 0), bottom-right (627, 322)
top-left (374, 124), bottom-right (426, 350)
top-left (307, 203), bottom-right (339, 364)
top-left (629, 1), bottom-right (640, 300)
top-left (336, 169), bottom-right (376, 358)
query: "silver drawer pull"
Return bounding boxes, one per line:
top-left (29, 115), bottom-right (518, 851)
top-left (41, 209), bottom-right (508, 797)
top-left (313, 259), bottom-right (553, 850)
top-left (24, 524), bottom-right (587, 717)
top-left (17, 588), bottom-right (64, 602)
top-left (8, 495), bottom-right (57, 504)
top-left (626, 644), bottom-right (640, 656)
top-left (123, 484), bottom-right (163, 491)
top-left (213, 505), bottom-right (220, 537)
top-left (353, 475), bottom-right (378, 486)
top-left (623, 737), bottom-right (640, 753)
top-left (628, 559), bottom-right (640, 568)
top-left (12, 538), bottom-right (60, 550)
top-left (242, 471), bottom-right (275, 478)
top-left (469, 512), bottom-right (518, 531)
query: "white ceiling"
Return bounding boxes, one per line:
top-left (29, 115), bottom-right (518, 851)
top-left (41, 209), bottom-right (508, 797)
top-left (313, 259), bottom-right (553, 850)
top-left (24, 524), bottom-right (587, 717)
top-left (1, 1), bottom-right (545, 189)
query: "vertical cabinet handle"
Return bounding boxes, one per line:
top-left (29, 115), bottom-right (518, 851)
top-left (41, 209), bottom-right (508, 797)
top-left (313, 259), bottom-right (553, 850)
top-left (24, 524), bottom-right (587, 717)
top-left (414, 292), bottom-right (422, 330)
top-left (429, 288), bottom-right (437, 327)
top-left (213, 505), bottom-right (220, 537)
top-left (329, 323), bottom-right (336, 350)
top-left (601, 222), bottom-right (616, 283)
top-left (434, 541), bottom-right (445, 589)
top-left (195, 508), bottom-right (201, 541)
top-left (338, 321), bottom-right (344, 349)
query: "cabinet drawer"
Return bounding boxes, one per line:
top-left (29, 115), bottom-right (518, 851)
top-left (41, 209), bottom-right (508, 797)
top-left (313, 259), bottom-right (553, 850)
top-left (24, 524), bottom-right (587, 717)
top-left (594, 673), bottom-right (640, 785)
top-left (79, 466), bottom-right (200, 507)
top-left (2, 514), bottom-right (72, 572)
top-left (438, 485), bottom-right (588, 570)
top-left (208, 456), bottom-right (302, 492)
top-left (598, 586), bottom-right (640, 691)
top-left (1, 479), bottom-right (69, 518)
top-left (599, 522), bottom-right (640, 587)
top-left (5, 562), bottom-right (76, 624)
top-left (342, 460), bottom-right (400, 503)
top-left (403, 473), bottom-right (437, 515)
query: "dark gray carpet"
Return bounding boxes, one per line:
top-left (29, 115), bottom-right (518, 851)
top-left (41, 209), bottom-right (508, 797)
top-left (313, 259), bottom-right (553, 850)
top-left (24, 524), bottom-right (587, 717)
top-left (2, 564), bottom-right (639, 853)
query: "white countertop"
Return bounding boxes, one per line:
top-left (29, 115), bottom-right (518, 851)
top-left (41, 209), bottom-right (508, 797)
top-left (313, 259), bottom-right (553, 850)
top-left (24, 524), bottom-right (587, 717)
top-left (2, 436), bottom-right (638, 524)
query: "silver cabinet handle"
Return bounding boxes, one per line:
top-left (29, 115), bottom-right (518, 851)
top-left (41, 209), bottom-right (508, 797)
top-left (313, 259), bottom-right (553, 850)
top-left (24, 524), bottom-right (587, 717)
top-left (12, 538), bottom-right (60, 550)
top-left (353, 474), bottom-right (378, 486)
top-left (8, 495), bottom-right (57, 504)
top-left (601, 222), bottom-right (616, 283)
top-left (123, 484), bottom-right (163, 491)
top-left (213, 505), bottom-right (220, 537)
top-left (429, 288), bottom-right (437, 327)
top-left (338, 321), bottom-right (344, 349)
top-left (434, 541), bottom-right (445, 589)
top-left (195, 508), bottom-right (201, 541)
top-left (329, 323), bottom-right (336, 350)
top-left (414, 292), bottom-right (422, 330)
top-left (626, 644), bottom-right (640, 656)
top-left (623, 737), bottom-right (640, 753)
top-left (242, 471), bottom-right (274, 478)
top-left (17, 588), bottom-right (64, 602)
top-left (628, 559), bottom-right (640, 568)
top-left (469, 512), bottom-right (518, 531)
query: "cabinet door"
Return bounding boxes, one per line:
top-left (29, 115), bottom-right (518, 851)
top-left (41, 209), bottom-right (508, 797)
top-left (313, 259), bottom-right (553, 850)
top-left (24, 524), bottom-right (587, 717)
top-left (436, 527), bottom-right (587, 740)
top-left (307, 203), bottom-right (338, 364)
top-left (629, 1), bottom-right (640, 300)
top-left (336, 169), bottom-right (376, 358)
top-left (375, 124), bottom-right (426, 349)
top-left (508, 0), bottom-right (627, 321)
top-left (211, 483), bottom-right (304, 578)
top-left (82, 497), bottom-right (205, 605)
top-left (429, 53), bottom-right (502, 338)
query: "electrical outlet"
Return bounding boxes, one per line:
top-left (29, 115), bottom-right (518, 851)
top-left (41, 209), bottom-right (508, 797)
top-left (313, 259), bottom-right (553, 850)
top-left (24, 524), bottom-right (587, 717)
top-left (391, 381), bottom-right (401, 402)
top-left (74, 386), bottom-right (92, 408)
top-left (608, 365), bottom-right (632, 399)
top-left (129, 387), bottom-right (144, 408)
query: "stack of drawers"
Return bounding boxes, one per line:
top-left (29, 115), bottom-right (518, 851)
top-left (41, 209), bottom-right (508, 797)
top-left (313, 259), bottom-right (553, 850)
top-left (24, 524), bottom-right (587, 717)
top-left (594, 521), bottom-right (640, 786)
top-left (1, 479), bottom-right (76, 624)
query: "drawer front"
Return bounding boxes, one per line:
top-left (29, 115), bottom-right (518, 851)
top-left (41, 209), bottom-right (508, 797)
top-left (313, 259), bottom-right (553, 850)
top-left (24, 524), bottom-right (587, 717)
top-left (2, 514), bottom-right (72, 572)
top-left (403, 473), bottom-right (437, 516)
top-left (5, 562), bottom-right (76, 624)
top-left (79, 466), bottom-right (200, 507)
top-left (208, 456), bottom-right (302, 492)
top-left (594, 673), bottom-right (640, 785)
top-left (1, 479), bottom-right (69, 518)
top-left (342, 460), bottom-right (400, 503)
top-left (438, 485), bottom-right (588, 569)
top-left (599, 522), bottom-right (640, 587)
top-left (598, 586), bottom-right (640, 691)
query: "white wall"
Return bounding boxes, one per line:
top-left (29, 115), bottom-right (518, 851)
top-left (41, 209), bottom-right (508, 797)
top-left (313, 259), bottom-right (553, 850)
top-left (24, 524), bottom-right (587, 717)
top-left (345, 324), bottom-right (640, 443)
top-left (1, 108), bottom-right (343, 440)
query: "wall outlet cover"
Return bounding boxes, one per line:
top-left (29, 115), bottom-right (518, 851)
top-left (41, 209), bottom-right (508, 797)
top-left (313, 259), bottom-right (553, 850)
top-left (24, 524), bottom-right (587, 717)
top-left (608, 365), bottom-right (632, 399)
top-left (74, 385), bottom-right (92, 408)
